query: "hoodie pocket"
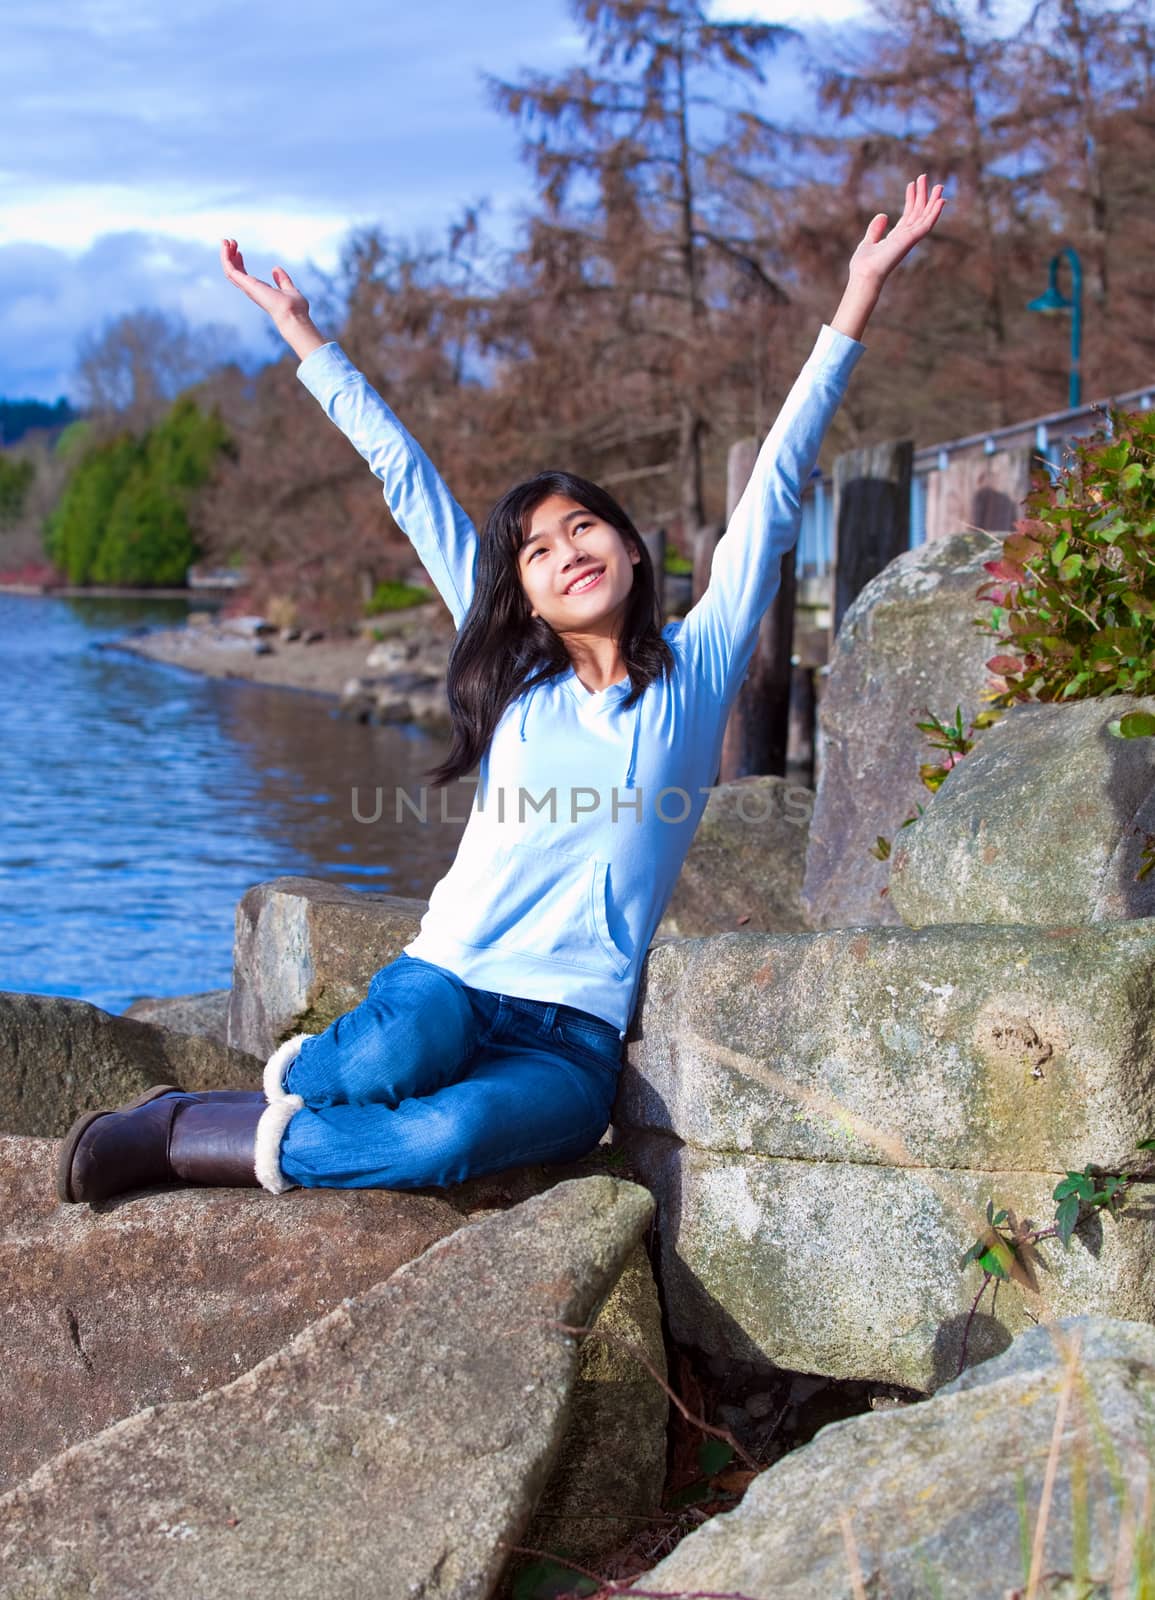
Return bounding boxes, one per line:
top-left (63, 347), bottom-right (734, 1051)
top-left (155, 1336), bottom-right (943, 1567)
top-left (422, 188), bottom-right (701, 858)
top-left (445, 840), bottom-right (631, 979)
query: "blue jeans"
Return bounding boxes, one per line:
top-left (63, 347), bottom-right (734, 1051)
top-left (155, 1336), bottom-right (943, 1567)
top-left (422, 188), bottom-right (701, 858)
top-left (275, 952), bottom-right (624, 1190)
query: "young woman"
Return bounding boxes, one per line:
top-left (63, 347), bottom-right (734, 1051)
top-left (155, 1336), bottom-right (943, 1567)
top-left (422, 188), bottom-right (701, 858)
top-left (58, 177), bottom-right (946, 1205)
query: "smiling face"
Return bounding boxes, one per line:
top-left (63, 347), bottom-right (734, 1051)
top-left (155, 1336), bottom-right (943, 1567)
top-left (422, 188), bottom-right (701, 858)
top-left (517, 493), bottom-right (641, 635)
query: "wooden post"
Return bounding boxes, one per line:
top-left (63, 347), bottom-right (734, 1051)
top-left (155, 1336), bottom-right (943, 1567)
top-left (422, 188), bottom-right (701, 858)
top-left (829, 440), bottom-right (913, 648)
top-left (640, 526), bottom-right (667, 621)
top-left (923, 447), bottom-right (1033, 541)
top-left (718, 438), bottom-right (797, 784)
top-left (788, 656), bottom-right (816, 789)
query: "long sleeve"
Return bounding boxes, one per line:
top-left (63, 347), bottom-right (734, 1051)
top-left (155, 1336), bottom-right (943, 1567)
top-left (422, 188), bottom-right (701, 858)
top-left (296, 343), bottom-right (478, 629)
top-left (677, 322), bottom-right (866, 703)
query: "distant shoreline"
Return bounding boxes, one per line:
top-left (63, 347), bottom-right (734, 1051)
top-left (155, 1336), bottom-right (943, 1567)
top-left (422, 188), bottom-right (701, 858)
top-left (6, 584), bottom-right (453, 712)
top-left (100, 625), bottom-right (379, 701)
top-left (0, 582), bottom-right (209, 599)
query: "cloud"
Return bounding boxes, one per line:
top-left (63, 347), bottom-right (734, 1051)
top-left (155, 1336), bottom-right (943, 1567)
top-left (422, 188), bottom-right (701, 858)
top-left (0, 0), bottom-right (584, 397)
top-left (0, 0), bottom-right (576, 238)
top-left (0, 0), bottom-right (850, 399)
top-left (0, 230), bottom-right (326, 401)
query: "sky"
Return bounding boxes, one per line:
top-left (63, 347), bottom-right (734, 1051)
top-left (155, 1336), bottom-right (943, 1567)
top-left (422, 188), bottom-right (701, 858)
top-left (0, 0), bottom-right (869, 403)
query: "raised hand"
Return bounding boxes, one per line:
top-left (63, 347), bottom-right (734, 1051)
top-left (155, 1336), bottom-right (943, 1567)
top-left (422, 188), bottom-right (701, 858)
top-left (219, 239), bottom-right (326, 361)
top-left (848, 173), bottom-right (947, 286)
top-left (830, 174), bottom-right (948, 342)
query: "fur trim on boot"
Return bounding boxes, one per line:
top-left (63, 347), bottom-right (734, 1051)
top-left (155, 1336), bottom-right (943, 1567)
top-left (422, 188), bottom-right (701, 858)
top-left (263, 1032), bottom-right (314, 1104)
top-left (253, 1095), bottom-right (305, 1195)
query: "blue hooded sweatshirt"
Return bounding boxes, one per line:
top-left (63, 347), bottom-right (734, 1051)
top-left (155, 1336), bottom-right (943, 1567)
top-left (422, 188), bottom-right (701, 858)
top-left (297, 323), bottom-right (866, 1037)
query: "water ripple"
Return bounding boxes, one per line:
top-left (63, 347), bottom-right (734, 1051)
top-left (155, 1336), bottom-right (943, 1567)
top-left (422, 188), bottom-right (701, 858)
top-left (0, 595), bottom-right (467, 1014)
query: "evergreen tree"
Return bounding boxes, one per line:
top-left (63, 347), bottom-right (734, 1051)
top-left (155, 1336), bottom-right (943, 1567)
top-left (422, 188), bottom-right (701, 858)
top-left (46, 397), bottom-right (229, 586)
top-left (93, 398), bottom-right (229, 585)
top-left (45, 435), bottom-right (142, 583)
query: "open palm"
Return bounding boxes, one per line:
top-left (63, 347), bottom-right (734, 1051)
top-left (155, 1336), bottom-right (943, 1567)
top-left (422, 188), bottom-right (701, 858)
top-left (219, 239), bottom-right (309, 326)
top-left (850, 174), bottom-right (946, 284)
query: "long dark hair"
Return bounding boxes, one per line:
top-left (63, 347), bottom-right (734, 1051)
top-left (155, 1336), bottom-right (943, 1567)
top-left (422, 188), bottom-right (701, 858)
top-left (424, 470), bottom-right (675, 788)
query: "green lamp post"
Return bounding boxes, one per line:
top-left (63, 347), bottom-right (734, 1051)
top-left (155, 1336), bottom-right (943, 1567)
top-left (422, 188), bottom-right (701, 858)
top-left (1027, 247), bottom-right (1083, 408)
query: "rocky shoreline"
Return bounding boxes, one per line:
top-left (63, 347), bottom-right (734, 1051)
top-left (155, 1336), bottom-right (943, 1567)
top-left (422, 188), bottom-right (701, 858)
top-left (100, 603), bottom-right (456, 724)
top-left (6, 529), bottom-right (1155, 1592)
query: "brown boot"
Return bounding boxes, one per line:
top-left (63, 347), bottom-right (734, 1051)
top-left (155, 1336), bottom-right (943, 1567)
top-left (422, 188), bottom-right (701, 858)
top-left (57, 1090), bottom-right (280, 1205)
top-left (180, 1089), bottom-right (267, 1105)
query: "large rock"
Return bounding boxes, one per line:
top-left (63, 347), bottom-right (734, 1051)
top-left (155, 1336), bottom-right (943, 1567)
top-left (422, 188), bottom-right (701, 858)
top-left (226, 878), bottom-right (426, 1058)
top-left (615, 923), bottom-right (1155, 1390)
top-left (889, 694), bottom-right (1155, 927)
top-left (627, 1134), bottom-right (1155, 1393)
top-left (656, 776), bottom-right (813, 938)
top-left (635, 1316), bottom-right (1155, 1599)
top-left (121, 989), bottom-right (230, 1046)
top-left (620, 922), bottom-right (1155, 1173)
top-left (0, 1175), bottom-right (655, 1600)
top-left (512, 1237), bottom-right (668, 1573)
top-left (2, 1137), bottom-right (667, 1564)
top-left (0, 1135), bottom-right (466, 1491)
top-left (0, 993), bottom-right (262, 1137)
top-left (802, 528), bottom-right (1001, 930)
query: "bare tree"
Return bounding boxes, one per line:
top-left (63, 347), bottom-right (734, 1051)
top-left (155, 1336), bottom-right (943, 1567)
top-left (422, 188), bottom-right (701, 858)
top-left (809, 0), bottom-right (1033, 426)
top-left (488, 0), bottom-right (797, 539)
top-left (76, 308), bottom-right (234, 433)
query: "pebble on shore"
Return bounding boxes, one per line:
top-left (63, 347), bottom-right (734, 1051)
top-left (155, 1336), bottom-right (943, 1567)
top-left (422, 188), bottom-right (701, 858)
top-left (101, 604), bottom-right (450, 703)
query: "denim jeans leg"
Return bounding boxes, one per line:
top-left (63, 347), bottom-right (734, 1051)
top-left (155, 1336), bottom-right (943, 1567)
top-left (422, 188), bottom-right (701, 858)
top-left (283, 954), bottom-right (481, 1107)
top-left (278, 999), bottom-right (618, 1190)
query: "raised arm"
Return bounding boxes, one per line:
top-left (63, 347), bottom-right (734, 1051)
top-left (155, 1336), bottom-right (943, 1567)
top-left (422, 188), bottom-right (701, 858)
top-left (220, 240), bottom-right (478, 628)
top-left (677, 175), bottom-right (946, 702)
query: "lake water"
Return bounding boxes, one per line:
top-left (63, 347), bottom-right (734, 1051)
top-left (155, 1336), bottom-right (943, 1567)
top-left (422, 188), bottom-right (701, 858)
top-left (0, 594), bottom-right (468, 1015)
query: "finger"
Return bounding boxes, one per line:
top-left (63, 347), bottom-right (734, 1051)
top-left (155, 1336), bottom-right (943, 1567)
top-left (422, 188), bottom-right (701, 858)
top-left (911, 180), bottom-right (941, 227)
top-left (272, 265), bottom-right (296, 291)
top-left (910, 194), bottom-right (947, 240)
top-left (220, 238), bottom-right (246, 277)
top-left (866, 213), bottom-right (888, 243)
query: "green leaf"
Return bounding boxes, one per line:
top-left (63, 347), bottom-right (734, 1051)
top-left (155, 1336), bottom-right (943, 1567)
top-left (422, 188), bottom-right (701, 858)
top-left (978, 1240), bottom-right (1014, 1279)
top-left (1111, 711), bottom-right (1155, 739)
top-left (1056, 1192), bottom-right (1081, 1246)
top-left (511, 1558), bottom-right (600, 1600)
top-left (1058, 554), bottom-right (1084, 581)
top-left (698, 1437), bottom-right (735, 1476)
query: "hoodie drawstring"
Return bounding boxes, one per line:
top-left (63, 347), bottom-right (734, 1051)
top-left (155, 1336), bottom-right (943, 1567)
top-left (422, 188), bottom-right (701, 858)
top-left (518, 677), bottom-right (641, 789)
top-left (623, 698), bottom-right (640, 790)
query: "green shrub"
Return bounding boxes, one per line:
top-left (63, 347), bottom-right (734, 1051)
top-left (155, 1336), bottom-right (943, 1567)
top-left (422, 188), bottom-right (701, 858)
top-left (53, 419), bottom-right (93, 461)
top-left (363, 579), bottom-right (434, 615)
top-left (45, 434), bottom-right (142, 582)
top-left (664, 548), bottom-right (693, 575)
top-left (974, 404), bottom-right (1155, 705)
top-left (872, 405), bottom-right (1155, 867)
top-left (91, 470), bottom-right (195, 586)
top-left (44, 398), bottom-right (229, 586)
